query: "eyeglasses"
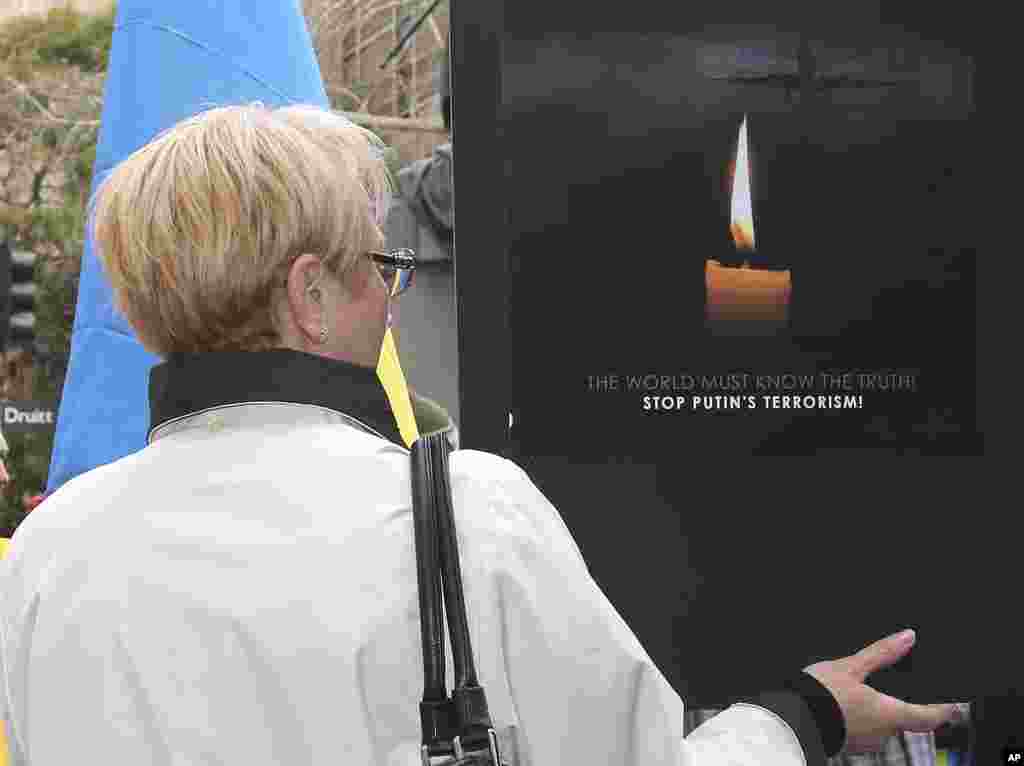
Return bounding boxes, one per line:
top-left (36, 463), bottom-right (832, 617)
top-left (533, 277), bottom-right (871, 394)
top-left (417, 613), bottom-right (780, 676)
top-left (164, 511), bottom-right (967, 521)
top-left (279, 249), bottom-right (417, 297)
top-left (368, 248), bottom-right (417, 298)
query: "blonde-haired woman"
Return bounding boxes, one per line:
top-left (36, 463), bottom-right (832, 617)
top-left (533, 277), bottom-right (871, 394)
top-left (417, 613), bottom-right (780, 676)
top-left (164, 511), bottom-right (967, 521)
top-left (0, 104), bottom-right (954, 765)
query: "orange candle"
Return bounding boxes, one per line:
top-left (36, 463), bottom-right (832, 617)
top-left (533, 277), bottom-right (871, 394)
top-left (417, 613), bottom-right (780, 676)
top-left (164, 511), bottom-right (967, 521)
top-left (705, 260), bottom-right (791, 323)
top-left (705, 115), bottom-right (791, 330)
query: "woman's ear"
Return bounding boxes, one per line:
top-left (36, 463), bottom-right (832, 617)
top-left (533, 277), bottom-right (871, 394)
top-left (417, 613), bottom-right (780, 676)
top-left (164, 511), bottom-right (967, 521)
top-left (285, 254), bottom-right (326, 343)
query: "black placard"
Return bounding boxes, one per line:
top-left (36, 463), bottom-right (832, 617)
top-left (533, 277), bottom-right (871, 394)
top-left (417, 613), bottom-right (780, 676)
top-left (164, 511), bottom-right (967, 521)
top-left (452, 0), bottom-right (987, 708)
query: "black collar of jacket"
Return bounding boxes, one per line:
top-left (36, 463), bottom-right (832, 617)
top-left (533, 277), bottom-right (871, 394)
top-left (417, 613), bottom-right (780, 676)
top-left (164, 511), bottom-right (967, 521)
top-left (148, 349), bottom-right (406, 448)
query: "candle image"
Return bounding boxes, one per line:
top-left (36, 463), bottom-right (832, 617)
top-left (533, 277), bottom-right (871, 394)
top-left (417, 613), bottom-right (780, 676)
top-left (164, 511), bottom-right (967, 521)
top-left (706, 115), bottom-right (791, 332)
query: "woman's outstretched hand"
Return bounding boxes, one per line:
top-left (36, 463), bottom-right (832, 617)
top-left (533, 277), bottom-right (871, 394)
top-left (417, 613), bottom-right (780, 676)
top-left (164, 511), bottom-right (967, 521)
top-left (804, 629), bottom-right (958, 753)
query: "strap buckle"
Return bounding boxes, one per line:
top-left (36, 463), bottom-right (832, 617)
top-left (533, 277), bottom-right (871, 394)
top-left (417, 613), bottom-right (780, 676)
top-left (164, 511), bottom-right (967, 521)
top-left (420, 727), bottom-right (503, 765)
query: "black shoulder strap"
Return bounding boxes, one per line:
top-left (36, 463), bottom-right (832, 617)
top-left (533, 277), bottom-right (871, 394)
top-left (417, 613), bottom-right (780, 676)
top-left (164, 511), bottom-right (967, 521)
top-left (411, 431), bottom-right (502, 764)
top-left (412, 432), bottom-right (450, 740)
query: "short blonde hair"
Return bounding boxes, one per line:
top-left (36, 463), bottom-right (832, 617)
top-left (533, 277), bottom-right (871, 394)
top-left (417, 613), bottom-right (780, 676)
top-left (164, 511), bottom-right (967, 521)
top-left (90, 102), bottom-right (393, 354)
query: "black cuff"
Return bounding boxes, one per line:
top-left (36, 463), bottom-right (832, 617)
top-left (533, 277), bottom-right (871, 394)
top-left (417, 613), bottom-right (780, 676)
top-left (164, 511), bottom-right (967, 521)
top-left (741, 673), bottom-right (846, 764)
top-left (784, 673), bottom-right (846, 757)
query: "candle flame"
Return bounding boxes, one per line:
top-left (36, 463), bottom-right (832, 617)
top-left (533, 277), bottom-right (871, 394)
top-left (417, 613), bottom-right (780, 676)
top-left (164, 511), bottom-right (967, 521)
top-left (730, 115), bottom-right (755, 252)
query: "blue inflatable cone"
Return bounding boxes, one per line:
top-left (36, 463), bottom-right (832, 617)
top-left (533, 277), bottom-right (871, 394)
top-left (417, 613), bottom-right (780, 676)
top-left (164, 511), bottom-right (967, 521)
top-left (48, 0), bottom-right (334, 492)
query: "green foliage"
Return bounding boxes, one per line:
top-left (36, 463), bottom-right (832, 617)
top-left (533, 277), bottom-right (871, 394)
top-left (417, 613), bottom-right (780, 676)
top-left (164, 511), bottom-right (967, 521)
top-left (32, 204), bottom-right (84, 362)
top-left (4, 167), bottom-right (91, 520)
top-left (37, 9), bottom-right (115, 72)
top-left (0, 5), bottom-right (116, 74)
top-left (75, 142), bottom-right (97, 182)
top-left (0, 222), bottom-right (77, 528)
top-left (382, 144), bottom-right (402, 182)
top-left (396, 90), bottom-right (411, 117)
top-left (31, 188), bottom-right (86, 243)
top-left (0, 5), bottom-right (110, 535)
top-left (40, 125), bottom-right (60, 147)
top-left (0, 429), bottom-right (53, 537)
top-left (329, 80), bottom-right (371, 112)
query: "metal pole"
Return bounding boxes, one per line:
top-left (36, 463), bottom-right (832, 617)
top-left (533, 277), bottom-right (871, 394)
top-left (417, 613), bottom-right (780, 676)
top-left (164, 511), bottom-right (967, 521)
top-left (380, 0), bottom-right (444, 68)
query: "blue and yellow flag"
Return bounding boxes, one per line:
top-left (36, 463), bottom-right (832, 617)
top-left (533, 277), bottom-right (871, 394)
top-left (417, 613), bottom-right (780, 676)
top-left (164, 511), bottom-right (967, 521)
top-left (47, 0), bottom-right (416, 493)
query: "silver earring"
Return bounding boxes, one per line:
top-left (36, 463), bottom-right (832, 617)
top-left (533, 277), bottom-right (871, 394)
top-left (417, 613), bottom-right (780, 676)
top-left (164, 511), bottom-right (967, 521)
top-left (319, 325), bottom-right (328, 344)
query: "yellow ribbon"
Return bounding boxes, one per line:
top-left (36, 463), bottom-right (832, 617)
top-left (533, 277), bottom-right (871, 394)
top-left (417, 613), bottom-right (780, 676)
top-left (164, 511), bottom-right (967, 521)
top-left (376, 327), bottom-right (419, 447)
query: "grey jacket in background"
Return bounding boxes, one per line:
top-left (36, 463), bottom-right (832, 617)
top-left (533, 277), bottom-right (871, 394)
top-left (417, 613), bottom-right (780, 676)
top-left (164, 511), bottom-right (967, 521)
top-left (390, 143), bottom-right (453, 264)
top-left (385, 143), bottom-right (459, 425)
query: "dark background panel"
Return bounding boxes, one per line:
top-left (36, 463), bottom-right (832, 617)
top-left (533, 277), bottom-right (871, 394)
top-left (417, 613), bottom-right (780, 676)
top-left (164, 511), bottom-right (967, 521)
top-left (452, 0), bottom-right (987, 710)
top-left (449, 0), bottom-right (509, 451)
top-left (513, 457), bottom-right (998, 708)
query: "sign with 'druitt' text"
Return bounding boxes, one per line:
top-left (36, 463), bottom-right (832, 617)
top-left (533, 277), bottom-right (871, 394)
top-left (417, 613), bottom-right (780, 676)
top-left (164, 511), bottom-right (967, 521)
top-left (1, 401), bottom-right (58, 432)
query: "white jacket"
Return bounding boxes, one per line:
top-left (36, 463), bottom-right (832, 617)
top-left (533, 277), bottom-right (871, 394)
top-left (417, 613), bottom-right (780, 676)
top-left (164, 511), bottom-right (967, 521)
top-left (0, 353), bottom-right (825, 765)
